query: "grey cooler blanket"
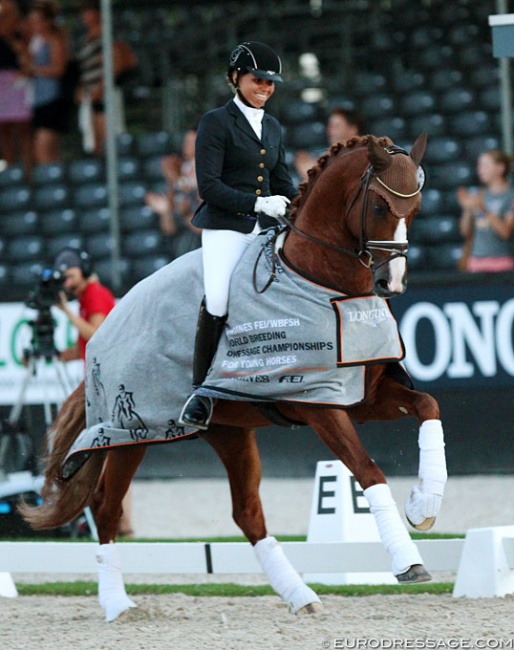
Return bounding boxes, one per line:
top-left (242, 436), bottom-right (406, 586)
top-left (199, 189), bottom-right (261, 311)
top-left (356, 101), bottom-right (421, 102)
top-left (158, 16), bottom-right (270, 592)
top-left (63, 229), bottom-right (404, 477)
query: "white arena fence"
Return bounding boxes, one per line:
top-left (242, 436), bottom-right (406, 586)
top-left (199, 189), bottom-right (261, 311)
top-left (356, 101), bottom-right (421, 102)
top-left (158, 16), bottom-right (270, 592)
top-left (2, 462), bottom-right (514, 599)
top-left (2, 531), bottom-right (514, 600)
top-left (0, 539), bottom-right (463, 576)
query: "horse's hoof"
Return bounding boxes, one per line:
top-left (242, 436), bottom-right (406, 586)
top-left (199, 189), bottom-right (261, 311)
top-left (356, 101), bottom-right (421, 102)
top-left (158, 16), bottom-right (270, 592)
top-left (406, 515), bottom-right (436, 531)
top-left (296, 602), bottom-right (323, 615)
top-left (102, 597), bottom-right (138, 622)
top-left (396, 564), bottom-right (432, 584)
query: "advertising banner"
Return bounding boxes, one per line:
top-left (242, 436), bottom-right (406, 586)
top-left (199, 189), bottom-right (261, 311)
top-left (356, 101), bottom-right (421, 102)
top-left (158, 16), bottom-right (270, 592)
top-left (393, 282), bottom-right (514, 390)
top-left (0, 302), bottom-right (83, 406)
top-left (1, 279), bottom-right (513, 406)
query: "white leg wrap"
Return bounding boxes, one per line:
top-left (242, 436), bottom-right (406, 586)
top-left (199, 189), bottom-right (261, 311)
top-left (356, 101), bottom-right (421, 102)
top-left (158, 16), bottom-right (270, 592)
top-left (254, 536), bottom-right (321, 614)
top-left (418, 419), bottom-right (447, 495)
top-left (96, 543), bottom-right (137, 622)
top-left (364, 484), bottom-right (423, 577)
top-left (405, 420), bottom-right (447, 525)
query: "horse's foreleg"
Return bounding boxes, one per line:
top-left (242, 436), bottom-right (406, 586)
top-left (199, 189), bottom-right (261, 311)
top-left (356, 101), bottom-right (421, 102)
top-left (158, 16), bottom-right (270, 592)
top-left (201, 425), bottom-right (321, 614)
top-left (349, 379), bottom-right (448, 532)
top-left (297, 407), bottom-right (429, 583)
top-left (93, 445), bottom-right (146, 622)
top-left (405, 417), bottom-right (447, 531)
top-left (385, 386), bottom-right (447, 532)
top-left (364, 483), bottom-right (429, 582)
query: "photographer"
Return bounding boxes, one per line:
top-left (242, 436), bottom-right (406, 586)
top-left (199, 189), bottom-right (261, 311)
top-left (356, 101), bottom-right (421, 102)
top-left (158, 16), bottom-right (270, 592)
top-left (53, 247), bottom-right (115, 361)
top-left (52, 247), bottom-right (134, 537)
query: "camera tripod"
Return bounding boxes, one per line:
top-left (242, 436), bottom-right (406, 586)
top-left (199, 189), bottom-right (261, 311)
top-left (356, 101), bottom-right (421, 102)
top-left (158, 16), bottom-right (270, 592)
top-left (0, 338), bottom-right (98, 540)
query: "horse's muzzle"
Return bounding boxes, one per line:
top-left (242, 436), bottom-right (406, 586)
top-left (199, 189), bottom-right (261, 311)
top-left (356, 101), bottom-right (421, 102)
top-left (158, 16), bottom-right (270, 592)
top-left (367, 240), bottom-right (408, 298)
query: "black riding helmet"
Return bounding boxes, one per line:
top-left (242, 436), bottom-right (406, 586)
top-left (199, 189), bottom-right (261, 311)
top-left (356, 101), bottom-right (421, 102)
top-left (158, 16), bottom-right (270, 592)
top-left (228, 41), bottom-right (283, 84)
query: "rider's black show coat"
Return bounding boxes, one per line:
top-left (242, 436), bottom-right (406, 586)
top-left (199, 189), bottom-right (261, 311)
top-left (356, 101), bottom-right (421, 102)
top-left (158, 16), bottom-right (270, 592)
top-left (192, 99), bottom-right (298, 233)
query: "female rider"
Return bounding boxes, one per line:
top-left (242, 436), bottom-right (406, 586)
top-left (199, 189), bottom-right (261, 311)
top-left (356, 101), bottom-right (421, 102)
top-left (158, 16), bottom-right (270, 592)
top-left (179, 41), bottom-right (298, 430)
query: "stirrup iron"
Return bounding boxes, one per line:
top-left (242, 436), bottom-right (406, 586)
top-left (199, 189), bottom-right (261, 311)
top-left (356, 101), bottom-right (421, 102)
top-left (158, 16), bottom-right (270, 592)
top-left (179, 393), bottom-right (213, 430)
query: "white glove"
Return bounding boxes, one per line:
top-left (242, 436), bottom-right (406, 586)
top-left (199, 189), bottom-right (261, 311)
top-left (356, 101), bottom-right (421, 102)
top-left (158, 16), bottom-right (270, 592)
top-left (254, 195), bottom-right (290, 219)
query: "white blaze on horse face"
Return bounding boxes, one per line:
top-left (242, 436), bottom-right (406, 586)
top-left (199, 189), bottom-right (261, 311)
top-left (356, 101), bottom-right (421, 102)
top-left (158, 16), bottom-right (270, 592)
top-left (389, 218), bottom-right (407, 293)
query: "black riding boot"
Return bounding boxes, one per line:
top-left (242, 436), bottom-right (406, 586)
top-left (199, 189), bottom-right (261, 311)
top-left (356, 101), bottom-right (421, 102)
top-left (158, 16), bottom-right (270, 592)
top-left (178, 299), bottom-right (226, 430)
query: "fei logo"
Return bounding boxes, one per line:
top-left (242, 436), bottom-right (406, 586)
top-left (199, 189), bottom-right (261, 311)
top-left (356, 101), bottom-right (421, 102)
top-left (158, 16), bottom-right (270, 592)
top-left (278, 375), bottom-right (304, 383)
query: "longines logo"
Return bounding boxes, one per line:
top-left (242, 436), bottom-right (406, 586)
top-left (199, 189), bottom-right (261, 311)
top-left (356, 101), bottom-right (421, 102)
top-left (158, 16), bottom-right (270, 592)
top-left (348, 307), bottom-right (390, 328)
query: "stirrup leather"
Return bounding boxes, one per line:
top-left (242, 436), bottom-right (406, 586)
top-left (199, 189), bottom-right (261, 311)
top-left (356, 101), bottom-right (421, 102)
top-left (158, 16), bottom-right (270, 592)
top-left (178, 393), bottom-right (213, 430)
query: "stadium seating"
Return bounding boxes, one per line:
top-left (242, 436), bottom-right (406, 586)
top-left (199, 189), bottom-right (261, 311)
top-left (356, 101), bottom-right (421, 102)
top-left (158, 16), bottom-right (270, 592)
top-left (423, 137), bottom-right (462, 164)
top-left (131, 254), bottom-right (169, 282)
top-left (0, 164), bottom-right (25, 187)
top-left (31, 162), bottom-right (66, 185)
top-left (142, 155), bottom-right (165, 182)
top-left (40, 209), bottom-right (79, 235)
top-left (46, 234), bottom-right (85, 259)
top-left (0, 186), bottom-right (31, 214)
top-left (400, 90), bottom-right (435, 117)
top-left (10, 261), bottom-right (45, 287)
top-left (1, 0), bottom-right (509, 289)
top-left (135, 131), bottom-right (172, 157)
top-left (86, 232), bottom-right (114, 259)
top-left (418, 189), bottom-right (443, 217)
top-left (1, 211), bottom-right (38, 236)
top-left (6, 235), bottom-right (45, 262)
top-left (68, 158), bottom-right (104, 184)
top-left (73, 183), bottom-right (108, 209)
top-left (118, 156), bottom-right (141, 181)
top-left (78, 207), bottom-right (112, 234)
top-left (118, 181), bottom-right (147, 207)
top-left (32, 184), bottom-right (70, 211)
top-left (94, 257), bottom-right (132, 286)
top-left (120, 205), bottom-right (158, 231)
top-left (123, 228), bottom-right (162, 257)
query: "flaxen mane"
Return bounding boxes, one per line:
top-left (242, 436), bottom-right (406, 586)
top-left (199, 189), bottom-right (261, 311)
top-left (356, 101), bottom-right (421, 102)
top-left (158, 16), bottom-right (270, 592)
top-left (289, 135), bottom-right (394, 221)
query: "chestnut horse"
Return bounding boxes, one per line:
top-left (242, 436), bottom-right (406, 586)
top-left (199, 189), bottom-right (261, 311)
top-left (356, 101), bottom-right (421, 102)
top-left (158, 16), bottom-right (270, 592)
top-left (21, 134), bottom-right (447, 622)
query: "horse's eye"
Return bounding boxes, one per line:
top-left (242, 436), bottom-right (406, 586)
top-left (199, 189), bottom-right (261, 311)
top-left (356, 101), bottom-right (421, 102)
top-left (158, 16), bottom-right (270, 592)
top-left (372, 202), bottom-right (388, 218)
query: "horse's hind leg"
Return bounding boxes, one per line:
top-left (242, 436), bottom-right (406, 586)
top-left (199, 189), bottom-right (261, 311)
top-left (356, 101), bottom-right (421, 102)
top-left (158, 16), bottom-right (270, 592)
top-left (201, 425), bottom-right (321, 614)
top-left (92, 445), bottom-right (146, 622)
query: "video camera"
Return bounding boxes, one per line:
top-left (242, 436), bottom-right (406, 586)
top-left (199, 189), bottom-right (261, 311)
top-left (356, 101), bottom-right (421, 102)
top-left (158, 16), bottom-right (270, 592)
top-left (24, 268), bottom-right (65, 311)
top-left (23, 269), bottom-right (65, 361)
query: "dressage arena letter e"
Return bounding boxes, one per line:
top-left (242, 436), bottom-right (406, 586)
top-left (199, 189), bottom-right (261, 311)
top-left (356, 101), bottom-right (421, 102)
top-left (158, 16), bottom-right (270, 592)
top-left (317, 474), bottom-right (371, 515)
top-left (317, 475), bottom-right (337, 514)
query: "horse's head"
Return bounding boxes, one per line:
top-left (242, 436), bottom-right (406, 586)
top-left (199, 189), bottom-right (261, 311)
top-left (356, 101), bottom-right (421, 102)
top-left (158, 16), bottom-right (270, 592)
top-left (361, 133), bottom-right (426, 297)
top-left (285, 133), bottom-right (426, 298)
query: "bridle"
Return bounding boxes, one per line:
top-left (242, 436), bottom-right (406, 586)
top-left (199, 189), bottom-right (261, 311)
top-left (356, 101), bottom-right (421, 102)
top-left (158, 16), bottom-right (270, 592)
top-left (288, 145), bottom-right (422, 269)
top-left (252, 145), bottom-right (422, 293)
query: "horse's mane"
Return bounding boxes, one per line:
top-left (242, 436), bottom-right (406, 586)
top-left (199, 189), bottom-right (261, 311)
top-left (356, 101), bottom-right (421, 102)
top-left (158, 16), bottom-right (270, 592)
top-left (289, 134), bottom-right (395, 222)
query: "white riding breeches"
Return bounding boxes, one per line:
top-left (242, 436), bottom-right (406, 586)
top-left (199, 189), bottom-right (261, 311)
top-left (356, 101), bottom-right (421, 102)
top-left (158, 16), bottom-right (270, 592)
top-left (201, 223), bottom-right (262, 317)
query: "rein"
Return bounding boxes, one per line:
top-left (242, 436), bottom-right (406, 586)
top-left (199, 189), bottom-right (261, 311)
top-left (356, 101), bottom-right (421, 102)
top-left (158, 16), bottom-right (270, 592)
top-left (252, 143), bottom-right (418, 294)
top-left (281, 163), bottom-right (410, 268)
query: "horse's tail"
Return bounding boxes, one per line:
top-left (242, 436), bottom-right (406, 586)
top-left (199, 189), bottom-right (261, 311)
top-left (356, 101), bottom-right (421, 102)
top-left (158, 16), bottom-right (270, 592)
top-left (19, 380), bottom-right (106, 530)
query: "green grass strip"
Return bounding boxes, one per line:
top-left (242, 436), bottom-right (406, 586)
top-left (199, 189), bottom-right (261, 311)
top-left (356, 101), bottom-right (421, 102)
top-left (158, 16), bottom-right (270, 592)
top-left (16, 581), bottom-right (454, 597)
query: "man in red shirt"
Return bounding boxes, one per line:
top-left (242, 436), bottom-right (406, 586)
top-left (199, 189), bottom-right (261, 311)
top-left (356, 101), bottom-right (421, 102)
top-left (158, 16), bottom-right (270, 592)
top-left (53, 247), bottom-right (134, 536)
top-left (54, 247), bottom-right (115, 361)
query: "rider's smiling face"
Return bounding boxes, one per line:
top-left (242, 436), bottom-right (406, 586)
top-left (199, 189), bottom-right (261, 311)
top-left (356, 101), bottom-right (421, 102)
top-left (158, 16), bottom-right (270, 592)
top-left (235, 73), bottom-right (275, 108)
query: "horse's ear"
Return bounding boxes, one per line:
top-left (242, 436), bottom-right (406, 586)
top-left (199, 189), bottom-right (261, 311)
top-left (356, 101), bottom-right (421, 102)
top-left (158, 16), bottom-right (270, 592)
top-left (410, 132), bottom-right (427, 167)
top-left (367, 136), bottom-right (392, 173)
